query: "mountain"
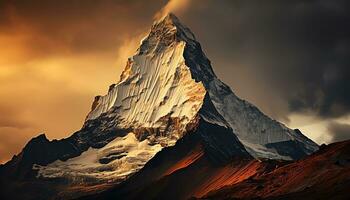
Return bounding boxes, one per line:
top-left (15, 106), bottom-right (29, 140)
top-left (0, 14), bottom-right (325, 200)
top-left (83, 13), bottom-right (318, 161)
top-left (79, 138), bottom-right (350, 200)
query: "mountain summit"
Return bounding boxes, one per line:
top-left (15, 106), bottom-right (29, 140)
top-left (27, 13), bottom-right (318, 182)
top-left (0, 14), bottom-right (321, 200)
top-left (86, 13), bottom-right (318, 160)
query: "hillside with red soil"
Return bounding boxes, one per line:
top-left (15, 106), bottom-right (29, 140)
top-left (80, 139), bottom-right (350, 200)
top-left (204, 140), bottom-right (350, 200)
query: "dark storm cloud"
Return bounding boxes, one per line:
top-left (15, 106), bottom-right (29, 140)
top-left (180, 0), bottom-right (350, 120)
top-left (327, 122), bottom-right (350, 142)
top-left (5, 0), bottom-right (349, 120)
top-left (1, 0), bottom-right (349, 162)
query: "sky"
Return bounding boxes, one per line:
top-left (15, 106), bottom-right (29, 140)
top-left (0, 0), bottom-right (349, 164)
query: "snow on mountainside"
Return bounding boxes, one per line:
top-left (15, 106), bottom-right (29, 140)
top-left (7, 14), bottom-right (318, 184)
top-left (85, 13), bottom-right (318, 160)
top-left (33, 14), bottom-right (210, 182)
top-left (34, 133), bottom-right (162, 182)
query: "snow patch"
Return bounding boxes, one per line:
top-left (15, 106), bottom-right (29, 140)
top-left (34, 133), bottom-right (162, 182)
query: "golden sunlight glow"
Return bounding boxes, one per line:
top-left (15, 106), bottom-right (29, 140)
top-left (155, 0), bottom-right (191, 19)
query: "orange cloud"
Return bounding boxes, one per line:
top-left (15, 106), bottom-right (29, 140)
top-left (155, 0), bottom-right (191, 19)
top-left (0, 0), bottom-right (168, 163)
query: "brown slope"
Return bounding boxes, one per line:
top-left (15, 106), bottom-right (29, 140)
top-left (204, 140), bottom-right (350, 200)
top-left (77, 118), bottom-right (254, 200)
top-left (78, 148), bottom-right (278, 200)
top-left (79, 139), bottom-right (350, 200)
top-left (130, 157), bottom-right (277, 200)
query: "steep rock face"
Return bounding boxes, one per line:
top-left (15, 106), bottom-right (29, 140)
top-left (86, 17), bottom-right (206, 146)
top-left (1, 14), bottom-right (318, 197)
top-left (31, 14), bottom-right (318, 183)
top-left (86, 13), bottom-right (318, 160)
top-left (172, 14), bottom-right (318, 158)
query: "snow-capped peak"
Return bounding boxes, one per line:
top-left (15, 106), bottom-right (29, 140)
top-left (33, 14), bottom-right (319, 185)
top-left (85, 14), bottom-right (207, 147)
top-left (136, 14), bottom-right (193, 55)
top-left (85, 13), bottom-right (318, 160)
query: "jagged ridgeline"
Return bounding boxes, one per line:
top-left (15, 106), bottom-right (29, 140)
top-left (1, 13), bottom-right (318, 188)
